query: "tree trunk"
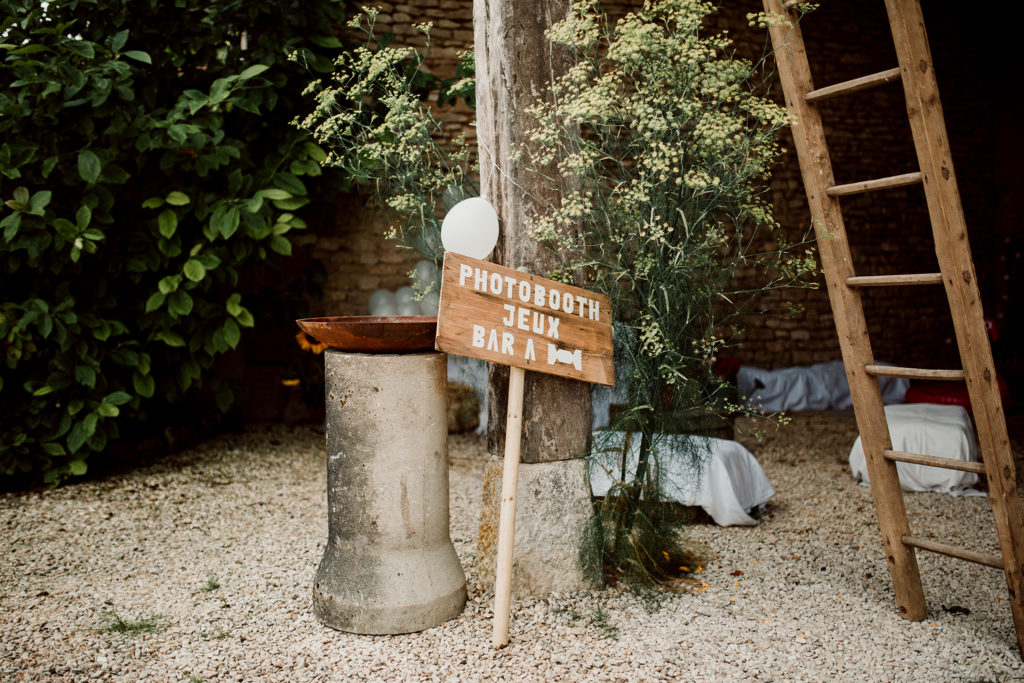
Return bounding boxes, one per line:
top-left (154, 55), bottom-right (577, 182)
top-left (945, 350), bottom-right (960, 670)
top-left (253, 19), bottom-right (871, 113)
top-left (473, 0), bottom-right (592, 463)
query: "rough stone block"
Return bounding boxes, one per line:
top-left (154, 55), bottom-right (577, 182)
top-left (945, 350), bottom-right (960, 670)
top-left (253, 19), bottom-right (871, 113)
top-left (477, 457), bottom-right (600, 597)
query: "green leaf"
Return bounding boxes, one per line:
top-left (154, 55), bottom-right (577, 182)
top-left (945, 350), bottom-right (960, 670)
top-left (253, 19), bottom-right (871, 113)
top-left (167, 290), bottom-right (193, 316)
top-left (269, 235), bottom-right (292, 255)
top-left (104, 391), bottom-right (132, 405)
top-left (303, 141), bottom-right (328, 164)
top-left (13, 186), bottom-right (29, 205)
top-left (244, 195), bottom-right (263, 213)
top-left (122, 50), bottom-right (152, 64)
top-left (218, 206), bottom-right (240, 239)
top-left (223, 317), bottom-right (241, 348)
top-left (42, 442), bottom-right (66, 456)
top-left (158, 275), bottom-right (181, 294)
top-left (41, 156), bottom-right (59, 177)
top-left (97, 403), bottom-right (119, 417)
top-left (29, 190), bottom-right (52, 214)
top-left (68, 459), bottom-right (87, 476)
top-left (64, 40), bottom-right (95, 59)
top-left (239, 64), bottom-right (270, 80)
top-left (155, 331), bottom-right (186, 347)
top-left (82, 413), bottom-right (98, 437)
top-left (183, 258), bottom-right (206, 282)
top-left (53, 218), bottom-right (77, 239)
top-left (270, 197), bottom-right (308, 211)
top-left (76, 204), bottom-right (92, 229)
top-left (273, 173), bottom-right (306, 196)
top-left (78, 150), bottom-right (102, 184)
top-left (67, 424), bottom-right (87, 454)
top-left (259, 188), bottom-right (291, 201)
top-left (165, 191), bottom-right (190, 206)
top-left (142, 197), bottom-right (164, 209)
top-left (11, 43), bottom-right (51, 55)
top-left (133, 372), bottom-right (155, 398)
top-left (310, 35), bottom-right (343, 49)
top-left (226, 293), bottom-right (243, 317)
top-left (158, 209), bottom-right (177, 238)
top-left (112, 29), bottom-right (129, 52)
top-left (32, 385), bottom-right (54, 397)
top-left (236, 308), bottom-right (254, 327)
top-left (144, 291), bottom-right (165, 312)
top-left (75, 365), bottom-right (97, 388)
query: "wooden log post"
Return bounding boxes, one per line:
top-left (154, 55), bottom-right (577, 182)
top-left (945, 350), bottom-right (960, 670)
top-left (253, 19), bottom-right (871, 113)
top-left (473, 0), bottom-right (592, 464)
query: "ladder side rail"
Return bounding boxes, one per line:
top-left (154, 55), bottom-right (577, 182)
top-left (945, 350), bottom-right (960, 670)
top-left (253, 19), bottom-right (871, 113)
top-left (886, 0), bottom-right (1024, 658)
top-left (764, 0), bottom-right (927, 621)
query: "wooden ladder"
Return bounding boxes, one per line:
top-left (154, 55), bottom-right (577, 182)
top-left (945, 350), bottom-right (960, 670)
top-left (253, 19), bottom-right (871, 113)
top-left (763, 0), bottom-right (1024, 658)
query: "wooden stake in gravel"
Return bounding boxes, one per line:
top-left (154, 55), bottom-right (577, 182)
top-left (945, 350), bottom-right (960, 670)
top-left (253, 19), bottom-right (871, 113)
top-left (491, 365), bottom-right (525, 648)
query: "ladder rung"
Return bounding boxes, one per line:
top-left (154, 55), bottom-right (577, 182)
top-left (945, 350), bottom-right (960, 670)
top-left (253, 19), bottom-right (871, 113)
top-left (865, 364), bottom-right (965, 381)
top-left (902, 535), bottom-right (1004, 570)
top-left (883, 449), bottom-right (986, 474)
top-left (805, 67), bottom-right (903, 104)
top-left (846, 273), bottom-right (943, 287)
top-left (826, 172), bottom-right (923, 197)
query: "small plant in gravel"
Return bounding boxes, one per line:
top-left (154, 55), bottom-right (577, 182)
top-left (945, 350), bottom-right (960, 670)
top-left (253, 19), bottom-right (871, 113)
top-left (98, 611), bottom-right (165, 636)
top-left (200, 628), bottom-right (233, 640)
top-left (590, 604), bottom-right (619, 641)
top-left (200, 573), bottom-right (220, 593)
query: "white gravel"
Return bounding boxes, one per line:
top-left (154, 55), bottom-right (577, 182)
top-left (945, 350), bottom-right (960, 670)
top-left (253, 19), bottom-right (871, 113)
top-left (2, 413), bottom-right (1024, 681)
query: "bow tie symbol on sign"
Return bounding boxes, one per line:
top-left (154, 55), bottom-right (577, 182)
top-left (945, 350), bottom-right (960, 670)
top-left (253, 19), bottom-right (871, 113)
top-left (435, 250), bottom-right (614, 648)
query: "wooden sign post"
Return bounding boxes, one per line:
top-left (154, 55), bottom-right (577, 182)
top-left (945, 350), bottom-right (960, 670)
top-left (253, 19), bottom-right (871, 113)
top-left (435, 251), bottom-right (613, 648)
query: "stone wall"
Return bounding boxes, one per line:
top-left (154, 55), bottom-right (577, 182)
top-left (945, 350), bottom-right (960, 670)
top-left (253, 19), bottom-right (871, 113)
top-left (308, 0), bottom-right (1005, 372)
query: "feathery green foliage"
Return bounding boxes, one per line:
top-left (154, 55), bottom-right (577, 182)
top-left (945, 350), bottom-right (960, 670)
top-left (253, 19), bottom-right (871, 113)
top-left (524, 0), bottom-right (817, 583)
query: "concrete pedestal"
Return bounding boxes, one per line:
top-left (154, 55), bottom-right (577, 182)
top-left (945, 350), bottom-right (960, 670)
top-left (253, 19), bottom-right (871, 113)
top-left (314, 350), bottom-right (466, 634)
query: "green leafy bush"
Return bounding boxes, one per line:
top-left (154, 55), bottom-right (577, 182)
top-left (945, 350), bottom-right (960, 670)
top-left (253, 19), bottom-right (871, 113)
top-left (0, 0), bottom-right (346, 485)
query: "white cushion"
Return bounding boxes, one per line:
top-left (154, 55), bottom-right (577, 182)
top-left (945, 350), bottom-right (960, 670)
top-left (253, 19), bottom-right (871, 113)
top-left (589, 432), bottom-right (775, 526)
top-left (848, 403), bottom-right (982, 496)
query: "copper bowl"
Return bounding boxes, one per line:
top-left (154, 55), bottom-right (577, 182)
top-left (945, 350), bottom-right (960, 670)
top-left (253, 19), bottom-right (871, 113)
top-left (296, 316), bottom-right (438, 353)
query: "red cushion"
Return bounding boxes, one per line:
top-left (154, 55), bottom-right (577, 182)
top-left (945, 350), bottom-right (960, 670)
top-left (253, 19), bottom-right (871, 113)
top-left (904, 376), bottom-right (1010, 412)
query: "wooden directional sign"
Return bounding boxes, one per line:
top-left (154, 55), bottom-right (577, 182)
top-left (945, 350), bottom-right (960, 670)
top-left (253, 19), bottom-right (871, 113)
top-left (435, 251), bottom-right (614, 386)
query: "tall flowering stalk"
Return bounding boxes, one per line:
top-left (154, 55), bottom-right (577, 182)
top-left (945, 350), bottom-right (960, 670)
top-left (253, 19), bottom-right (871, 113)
top-left (295, 9), bottom-right (476, 265)
top-left (525, 0), bottom-right (817, 582)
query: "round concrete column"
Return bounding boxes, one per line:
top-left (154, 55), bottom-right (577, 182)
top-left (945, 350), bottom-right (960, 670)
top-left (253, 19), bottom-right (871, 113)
top-left (314, 350), bottom-right (466, 634)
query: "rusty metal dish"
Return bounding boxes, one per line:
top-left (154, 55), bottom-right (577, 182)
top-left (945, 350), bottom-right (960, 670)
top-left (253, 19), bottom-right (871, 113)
top-left (295, 316), bottom-right (438, 353)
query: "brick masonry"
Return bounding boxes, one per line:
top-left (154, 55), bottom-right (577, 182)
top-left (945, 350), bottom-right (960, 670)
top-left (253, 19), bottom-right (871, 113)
top-left (306, 0), bottom-right (1011, 373)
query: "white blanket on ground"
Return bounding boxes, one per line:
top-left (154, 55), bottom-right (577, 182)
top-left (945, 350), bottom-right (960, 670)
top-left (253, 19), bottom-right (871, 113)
top-left (738, 360), bottom-right (909, 412)
top-left (588, 432), bottom-right (775, 526)
top-left (848, 403), bottom-right (983, 496)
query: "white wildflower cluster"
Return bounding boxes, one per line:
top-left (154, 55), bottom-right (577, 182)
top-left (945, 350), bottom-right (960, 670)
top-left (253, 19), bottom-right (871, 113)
top-left (521, 0), bottom-right (819, 437)
top-left (294, 8), bottom-right (475, 262)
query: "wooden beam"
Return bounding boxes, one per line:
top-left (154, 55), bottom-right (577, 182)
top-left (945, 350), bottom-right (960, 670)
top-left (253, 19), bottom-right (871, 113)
top-left (846, 273), bottom-right (943, 287)
top-left (805, 67), bottom-right (902, 104)
top-left (883, 449), bottom-right (987, 475)
top-left (826, 172), bottom-right (922, 197)
top-left (902, 535), bottom-right (1004, 570)
top-left (864, 365), bottom-right (964, 381)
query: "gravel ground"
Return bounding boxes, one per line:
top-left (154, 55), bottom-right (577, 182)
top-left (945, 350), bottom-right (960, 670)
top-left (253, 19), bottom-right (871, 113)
top-left (3, 412), bottom-right (1024, 682)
